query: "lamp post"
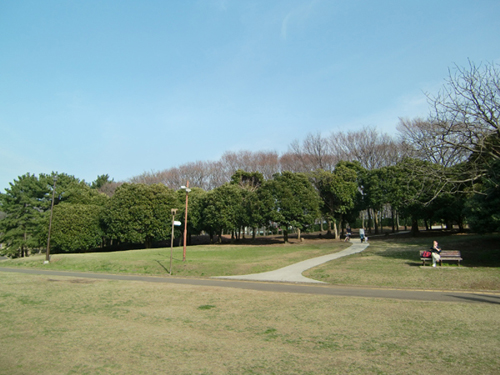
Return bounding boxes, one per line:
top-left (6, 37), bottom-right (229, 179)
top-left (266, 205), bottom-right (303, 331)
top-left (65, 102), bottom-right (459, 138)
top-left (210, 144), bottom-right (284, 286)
top-left (180, 182), bottom-right (191, 262)
top-left (45, 175), bottom-right (57, 264)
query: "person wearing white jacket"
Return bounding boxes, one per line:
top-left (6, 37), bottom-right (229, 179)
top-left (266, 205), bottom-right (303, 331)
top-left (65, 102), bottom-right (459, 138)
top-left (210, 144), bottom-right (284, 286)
top-left (431, 240), bottom-right (441, 267)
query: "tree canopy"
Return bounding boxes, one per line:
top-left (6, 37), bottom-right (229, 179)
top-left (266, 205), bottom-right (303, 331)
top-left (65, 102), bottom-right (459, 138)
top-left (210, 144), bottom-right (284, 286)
top-left (102, 183), bottom-right (179, 248)
top-left (0, 174), bottom-right (46, 257)
top-left (264, 172), bottom-right (321, 242)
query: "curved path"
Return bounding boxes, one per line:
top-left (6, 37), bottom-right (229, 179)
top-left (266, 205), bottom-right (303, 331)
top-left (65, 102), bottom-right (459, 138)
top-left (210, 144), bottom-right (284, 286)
top-left (1, 241), bottom-right (499, 304)
top-left (213, 242), bottom-right (370, 283)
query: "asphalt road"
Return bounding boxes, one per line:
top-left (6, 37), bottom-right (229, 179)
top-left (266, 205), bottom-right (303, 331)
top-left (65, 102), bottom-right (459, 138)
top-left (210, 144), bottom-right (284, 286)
top-left (1, 267), bottom-right (499, 305)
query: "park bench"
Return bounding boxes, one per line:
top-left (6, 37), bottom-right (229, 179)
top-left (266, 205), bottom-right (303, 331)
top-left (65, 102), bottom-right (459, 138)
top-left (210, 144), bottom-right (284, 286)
top-left (420, 250), bottom-right (463, 267)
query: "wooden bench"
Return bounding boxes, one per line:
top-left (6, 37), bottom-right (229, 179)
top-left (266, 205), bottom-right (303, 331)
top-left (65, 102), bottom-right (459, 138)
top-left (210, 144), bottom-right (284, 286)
top-left (420, 250), bottom-right (462, 266)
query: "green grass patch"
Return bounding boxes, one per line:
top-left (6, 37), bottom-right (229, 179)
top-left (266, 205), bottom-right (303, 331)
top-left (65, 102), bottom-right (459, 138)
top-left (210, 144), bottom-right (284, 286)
top-left (1, 240), bottom-right (349, 277)
top-left (2, 233), bottom-right (500, 291)
top-left (198, 304), bottom-right (216, 310)
top-left (304, 233), bottom-right (500, 291)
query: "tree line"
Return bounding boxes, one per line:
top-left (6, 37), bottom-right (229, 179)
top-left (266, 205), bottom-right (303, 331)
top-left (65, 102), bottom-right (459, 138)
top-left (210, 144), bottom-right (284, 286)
top-left (1, 61), bottom-right (498, 257)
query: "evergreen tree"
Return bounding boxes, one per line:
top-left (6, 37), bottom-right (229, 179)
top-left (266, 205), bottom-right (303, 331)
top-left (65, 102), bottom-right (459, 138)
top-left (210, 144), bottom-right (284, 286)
top-left (102, 183), bottom-right (179, 248)
top-left (264, 172), bottom-right (321, 242)
top-left (0, 174), bottom-right (46, 257)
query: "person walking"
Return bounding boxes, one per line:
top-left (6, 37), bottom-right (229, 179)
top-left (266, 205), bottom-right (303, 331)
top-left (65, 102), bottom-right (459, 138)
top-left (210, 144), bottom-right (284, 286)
top-left (359, 228), bottom-right (365, 243)
top-left (431, 240), bottom-right (441, 267)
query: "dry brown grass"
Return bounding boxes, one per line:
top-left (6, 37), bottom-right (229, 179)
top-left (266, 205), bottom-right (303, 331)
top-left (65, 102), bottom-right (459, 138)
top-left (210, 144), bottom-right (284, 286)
top-left (1, 272), bottom-right (499, 375)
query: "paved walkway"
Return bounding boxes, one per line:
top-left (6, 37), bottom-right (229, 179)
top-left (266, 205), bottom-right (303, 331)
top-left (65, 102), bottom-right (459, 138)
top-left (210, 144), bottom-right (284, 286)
top-left (2, 239), bottom-right (499, 304)
top-left (1, 266), bottom-right (498, 304)
top-left (213, 242), bottom-right (370, 283)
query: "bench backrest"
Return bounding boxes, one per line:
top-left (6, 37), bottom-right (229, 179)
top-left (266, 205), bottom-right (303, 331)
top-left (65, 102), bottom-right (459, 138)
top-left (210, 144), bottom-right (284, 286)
top-left (440, 250), bottom-right (461, 257)
top-left (420, 250), bottom-right (461, 257)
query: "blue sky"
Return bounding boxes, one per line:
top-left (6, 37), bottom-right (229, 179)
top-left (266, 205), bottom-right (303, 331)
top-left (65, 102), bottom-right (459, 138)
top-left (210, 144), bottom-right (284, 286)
top-left (1, 0), bottom-right (499, 191)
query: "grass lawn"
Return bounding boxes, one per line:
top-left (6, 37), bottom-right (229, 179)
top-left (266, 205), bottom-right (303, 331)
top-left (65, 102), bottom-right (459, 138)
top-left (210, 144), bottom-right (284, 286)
top-left (3, 232), bottom-right (500, 291)
top-left (304, 233), bottom-right (500, 291)
top-left (1, 232), bottom-right (499, 374)
top-left (1, 239), bottom-right (351, 278)
top-left (1, 272), bottom-right (499, 375)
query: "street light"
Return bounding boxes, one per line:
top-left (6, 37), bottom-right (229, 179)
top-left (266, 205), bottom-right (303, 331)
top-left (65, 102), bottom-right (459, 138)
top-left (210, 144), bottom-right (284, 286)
top-left (45, 175), bottom-right (57, 264)
top-left (180, 182), bottom-right (191, 262)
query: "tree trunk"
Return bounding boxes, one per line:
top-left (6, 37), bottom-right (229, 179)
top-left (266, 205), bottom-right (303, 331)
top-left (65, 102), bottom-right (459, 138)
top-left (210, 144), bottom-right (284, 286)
top-left (22, 231), bottom-right (27, 257)
top-left (370, 209), bottom-right (378, 235)
top-left (339, 214), bottom-right (344, 237)
top-left (326, 218), bottom-right (332, 235)
top-left (411, 217), bottom-right (419, 236)
top-left (366, 210), bottom-right (371, 233)
top-left (457, 217), bottom-right (464, 232)
top-left (283, 230), bottom-right (289, 243)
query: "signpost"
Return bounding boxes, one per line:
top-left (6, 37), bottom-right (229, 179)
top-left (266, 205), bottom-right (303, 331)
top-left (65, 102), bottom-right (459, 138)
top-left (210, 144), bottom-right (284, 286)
top-left (170, 209), bottom-right (181, 275)
top-left (180, 182), bottom-right (191, 261)
top-left (45, 175), bottom-right (58, 264)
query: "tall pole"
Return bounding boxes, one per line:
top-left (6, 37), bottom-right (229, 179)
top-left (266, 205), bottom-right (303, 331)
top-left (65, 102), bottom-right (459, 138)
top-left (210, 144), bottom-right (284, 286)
top-left (46, 176), bottom-right (57, 263)
top-left (170, 209), bottom-right (177, 275)
top-left (182, 181), bottom-right (189, 262)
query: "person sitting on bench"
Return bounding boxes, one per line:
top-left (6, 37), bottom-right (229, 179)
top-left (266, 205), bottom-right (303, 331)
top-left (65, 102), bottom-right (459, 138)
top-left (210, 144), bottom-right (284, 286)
top-left (344, 226), bottom-right (352, 242)
top-left (431, 240), bottom-right (441, 267)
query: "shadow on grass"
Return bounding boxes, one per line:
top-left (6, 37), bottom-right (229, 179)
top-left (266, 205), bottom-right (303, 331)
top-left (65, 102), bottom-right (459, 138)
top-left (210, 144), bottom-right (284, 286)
top-left (448, 294), bottom-right (500, 305)
top-left (154, 260), bottom-right (170, 274)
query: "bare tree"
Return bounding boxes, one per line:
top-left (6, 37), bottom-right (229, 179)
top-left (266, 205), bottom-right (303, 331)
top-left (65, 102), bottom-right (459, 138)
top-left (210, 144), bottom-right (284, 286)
top-left (160, 168), bottom-right (182, 189)
top-left (217, 150), bottom-right (282, 181)
top-left (204, 160), bottom-right (228, 190)
top-left (278, 151), bottom-right (305, 173)
top-left (219, 151), bottom-right (255, 182)
top-left (177, 161), bottom-right (209, 189)
top-left (427, 60), bottom-right (500, 163)
top-left (304, 132), bottom-right (337, 171)
top-left (329, 127), bottom-right (405, 170)
top-left (98, 181), bottom-right (123, 197)
top-left (398, 61), bottom-right (500, 193)
top-left (397, 117), bottom-right (468, 167)
top-left (254, 151), bottom-right (280, 179)
top-left (287, 133), bottom-right (337, 172)
top-left (129, 170), bottom-right (165, 185)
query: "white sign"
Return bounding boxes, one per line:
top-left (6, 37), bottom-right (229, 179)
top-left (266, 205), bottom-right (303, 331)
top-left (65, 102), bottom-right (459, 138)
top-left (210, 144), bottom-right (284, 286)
top-left (174, 221), bottom-right (182, 226)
